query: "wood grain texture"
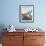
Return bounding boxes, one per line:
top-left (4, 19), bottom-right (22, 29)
top-left (24, 32), bottom-right (45, 46)
top-left (2, 32), bottom-right (23, 46)
top-left (2, 30), bottom-right (45, 46)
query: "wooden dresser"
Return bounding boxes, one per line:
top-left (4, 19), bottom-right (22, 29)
top-left (2, 29), bottom-right (45, 46)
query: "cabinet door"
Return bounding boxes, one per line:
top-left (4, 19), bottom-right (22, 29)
top-left (3, 33), bottom-right (23, 46)
top-left (24, 33), bottom-right (32, 46)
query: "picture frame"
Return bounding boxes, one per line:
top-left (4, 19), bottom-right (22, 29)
top-left (19, 5), bottom-right (34, 23)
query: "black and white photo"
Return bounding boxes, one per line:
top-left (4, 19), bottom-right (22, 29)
top-left (19, 5), bottom-right (34, 23)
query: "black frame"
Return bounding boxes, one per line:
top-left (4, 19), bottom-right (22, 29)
top-left (19, 5), bottom-right (34, 23)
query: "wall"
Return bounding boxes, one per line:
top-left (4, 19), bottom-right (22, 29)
top-left (0, 0), bottom-right (46, 43)
top-left (0, 0), bottom-right (46, 29)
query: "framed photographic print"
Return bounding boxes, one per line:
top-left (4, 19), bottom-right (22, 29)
top-left (19, 5), bottom-right (34, 23)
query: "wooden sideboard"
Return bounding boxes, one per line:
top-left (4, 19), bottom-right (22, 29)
top-left (2, 30), bottom-right (45, 46)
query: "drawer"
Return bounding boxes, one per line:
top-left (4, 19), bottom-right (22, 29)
top-left (31, 44), bottom-right (44, 46)
top-left (3, 43), bottom-right (23, 46)
top-left (24, 32), bottom-right (44, 36)
top-left (3, 36), bottom-right (23, 43)
top-left (3, 32), bottom-right (23, 36)
top-left (3, 43), bottom-right (22, 46)
top-left (3, 36), bottom-right (23, 44)
top-left (32, 36), bottom-right (45, 44)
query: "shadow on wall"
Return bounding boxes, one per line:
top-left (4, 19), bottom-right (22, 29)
top-left (0, 24), bottom-right (7, 43)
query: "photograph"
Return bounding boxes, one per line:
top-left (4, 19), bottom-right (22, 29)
top-left (19, 5), bottom-right (34, 23)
